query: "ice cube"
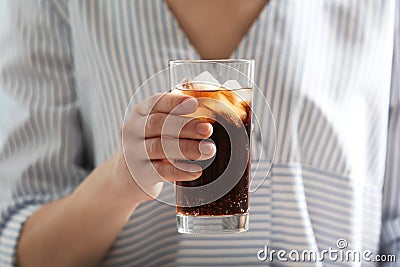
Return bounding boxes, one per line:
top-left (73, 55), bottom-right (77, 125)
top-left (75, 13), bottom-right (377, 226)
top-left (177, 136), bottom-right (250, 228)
top-left (234, 89), bottom-right (252, 104)
top-left (193, 71), bottom-right (220, 85)
top-left (222, 80), bottom-right (252, 103)
top-left (222, 80), bottom-right (242, 90)
top-left (198, 94), bottom-right (247, 127)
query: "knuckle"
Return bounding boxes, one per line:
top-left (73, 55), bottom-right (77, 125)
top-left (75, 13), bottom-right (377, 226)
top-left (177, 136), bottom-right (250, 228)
top-left (147, 138), bottom-right (162, 157)
top-left (132, 105), bottom-right (140, 115)
top-left (172, 164), bottom-right (180, 177)
top-left (180, 117), bottom-right (198, 137)
top-left (180, 140), bottom-right (196, 159)
top-left (166, 94), bottom-right (175, 111)
top-left (179, 116), bottom-right (191, 129)
top-left (147, 113), bottom-right (163, 131)
top-left (154, 162), bottom-right (166, 177)
top-left (149, 94), bottom-right (162, 113)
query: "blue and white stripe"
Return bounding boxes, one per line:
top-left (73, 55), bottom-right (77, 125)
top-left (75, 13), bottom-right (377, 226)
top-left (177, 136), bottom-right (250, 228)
top-left (0, 0), bottom-right (399, 266)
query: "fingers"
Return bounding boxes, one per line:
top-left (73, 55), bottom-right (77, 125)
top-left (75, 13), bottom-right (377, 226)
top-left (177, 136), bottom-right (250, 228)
top-left (146, 138), bottom-right (216, 161)
top-left (135, 93), bottom-right (198, 115)
top-left (128, 92), bottom-right (212, 140)
top-left (144, 113), bottom-right (213, 139)
top-left (151, 161), bottom-right (202, 182)
top-left (123, 93), bottom-right (214, 189)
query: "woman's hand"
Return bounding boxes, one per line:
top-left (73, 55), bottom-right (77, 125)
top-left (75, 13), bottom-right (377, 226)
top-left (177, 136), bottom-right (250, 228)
top-left (118, 93), bottom-right (215, 202)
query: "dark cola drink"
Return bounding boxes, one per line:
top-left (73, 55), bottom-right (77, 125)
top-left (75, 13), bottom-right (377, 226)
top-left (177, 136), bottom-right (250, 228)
top-left (173, 82), bottom-right (252, 217)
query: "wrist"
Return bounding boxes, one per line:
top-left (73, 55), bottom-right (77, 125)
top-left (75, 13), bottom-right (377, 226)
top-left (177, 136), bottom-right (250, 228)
top-left (104, 151), bottom-right (143, 208)
top-left (71, 150), bottom-right (142, 216)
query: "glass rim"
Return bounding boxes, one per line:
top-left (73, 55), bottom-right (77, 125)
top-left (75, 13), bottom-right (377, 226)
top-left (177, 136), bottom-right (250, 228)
top-left (169, 59), bottom-right (254, 65)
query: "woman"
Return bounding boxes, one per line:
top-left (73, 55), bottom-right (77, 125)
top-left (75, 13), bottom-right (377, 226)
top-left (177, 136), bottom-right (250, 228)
top-left (0, 0), bottom-right (398, 266)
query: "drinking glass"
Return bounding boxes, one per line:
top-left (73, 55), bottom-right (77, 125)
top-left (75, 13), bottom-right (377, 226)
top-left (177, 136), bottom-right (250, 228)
top-left (169, 59), bottom-right (254, 234)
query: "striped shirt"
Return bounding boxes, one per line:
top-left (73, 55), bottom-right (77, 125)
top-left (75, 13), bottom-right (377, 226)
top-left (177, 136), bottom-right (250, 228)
top-left (0, 0), bottom-right (399, 266)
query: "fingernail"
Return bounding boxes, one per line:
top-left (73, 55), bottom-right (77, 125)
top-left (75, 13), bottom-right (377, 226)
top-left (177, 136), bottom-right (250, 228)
top-left (199, 142), bottom-right (216, 156)
top-left (188, 164), bottom-right (202, 173)
top-left (190, 172), bottom-right (202, 177)
top-left (196, 122), bottom-right (212, 135)
top-left (180, 97), bottom-right (197, 112)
